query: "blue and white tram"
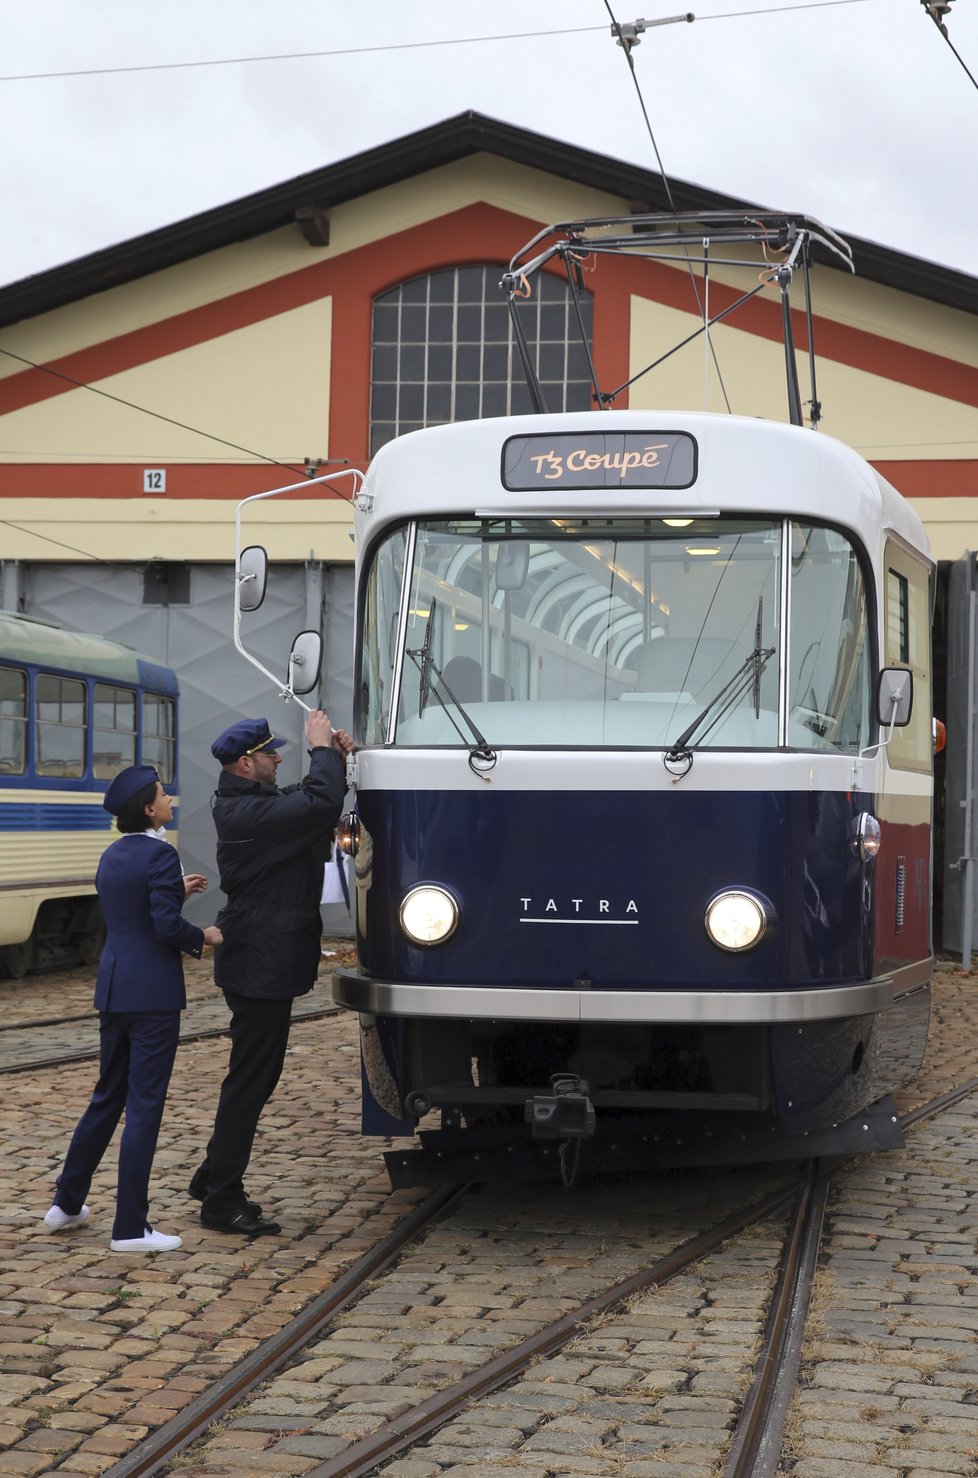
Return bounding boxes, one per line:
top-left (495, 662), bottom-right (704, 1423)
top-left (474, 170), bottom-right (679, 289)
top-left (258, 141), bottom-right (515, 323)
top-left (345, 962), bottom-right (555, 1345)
top-left (330, 409), bottom-right (934, 1173)
top-left (0, 611), bottom-right (179, 977)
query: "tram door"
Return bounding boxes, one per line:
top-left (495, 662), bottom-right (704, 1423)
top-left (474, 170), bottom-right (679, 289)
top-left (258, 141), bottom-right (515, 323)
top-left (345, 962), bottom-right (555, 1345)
top-left (874, 542), bottom-right (933, 971)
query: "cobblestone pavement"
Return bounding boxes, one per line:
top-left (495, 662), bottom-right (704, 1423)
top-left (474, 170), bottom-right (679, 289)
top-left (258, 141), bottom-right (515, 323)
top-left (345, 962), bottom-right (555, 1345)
top-left (0, 961), bottom-right (975, 1477)
top-left (0, 944), bottom-right (354, 1073)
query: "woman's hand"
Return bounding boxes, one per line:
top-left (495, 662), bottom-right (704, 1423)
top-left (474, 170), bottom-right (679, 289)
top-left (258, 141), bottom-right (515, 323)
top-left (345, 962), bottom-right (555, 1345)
top-left (202, 925), bottom-right (223, 948)
top-left (184, 873), bottom-right (208, 899)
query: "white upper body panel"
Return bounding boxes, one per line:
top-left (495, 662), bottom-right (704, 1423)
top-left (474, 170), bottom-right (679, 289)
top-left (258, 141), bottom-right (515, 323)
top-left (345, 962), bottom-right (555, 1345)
top-left (355, 411), bottom-right (931, 569)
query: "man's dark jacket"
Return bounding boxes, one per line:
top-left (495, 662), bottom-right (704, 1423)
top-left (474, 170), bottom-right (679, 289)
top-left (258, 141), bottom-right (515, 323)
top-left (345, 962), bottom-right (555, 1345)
top-left (212, 746), bottom-right (346, 999)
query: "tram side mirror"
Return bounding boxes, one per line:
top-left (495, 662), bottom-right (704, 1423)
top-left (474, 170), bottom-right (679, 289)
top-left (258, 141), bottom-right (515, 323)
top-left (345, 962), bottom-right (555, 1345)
top-left (238, 545), bottom-right (268, 612)
top-left (877, 667), bottom-right (913, 728)
top-left (289, 630), bottom-right (323, 695)
top-left (495, 542), bottom-right (530, 591)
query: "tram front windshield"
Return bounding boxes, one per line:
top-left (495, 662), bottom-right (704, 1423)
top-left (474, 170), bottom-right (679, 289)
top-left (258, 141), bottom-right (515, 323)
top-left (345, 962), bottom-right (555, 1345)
top-left (359, 517), bottom-right (872, 752)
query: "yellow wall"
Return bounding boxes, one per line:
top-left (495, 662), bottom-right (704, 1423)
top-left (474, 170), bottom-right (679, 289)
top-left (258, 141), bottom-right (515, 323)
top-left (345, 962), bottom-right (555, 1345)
top-left (628, 292), bottom-right (978, 464)
top-left (0, 297), bottom-right (332, 466)
top-left (909, 498), bottom-right (978, 563)
top-left (0, 495), bottom-right (353, 563)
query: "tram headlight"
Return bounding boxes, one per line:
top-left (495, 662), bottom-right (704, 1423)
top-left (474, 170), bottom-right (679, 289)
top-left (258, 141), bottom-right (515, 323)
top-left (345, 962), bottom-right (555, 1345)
top-left (851, 812), bottom-right (881, 862)
top-left (704, 889), bottom-right (771, 952)
top-left (399, 885), bottom-right (459, 946)
top-left (336, 811), bottom-right (360, 856)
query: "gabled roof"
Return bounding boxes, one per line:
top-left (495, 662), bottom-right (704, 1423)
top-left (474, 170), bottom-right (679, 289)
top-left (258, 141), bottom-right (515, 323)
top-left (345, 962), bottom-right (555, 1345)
top-left (0, 111), bottom-right (974, 328)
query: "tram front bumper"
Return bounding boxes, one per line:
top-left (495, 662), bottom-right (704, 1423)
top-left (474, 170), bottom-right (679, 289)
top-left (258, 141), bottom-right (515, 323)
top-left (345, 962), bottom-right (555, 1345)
top-left (331, 967), bottom-right (895, 1025)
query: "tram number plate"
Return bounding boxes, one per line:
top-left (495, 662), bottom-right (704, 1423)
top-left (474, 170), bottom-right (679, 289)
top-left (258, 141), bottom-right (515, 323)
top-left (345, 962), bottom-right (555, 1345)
top-left (501, 431), bottom-right (697, 491)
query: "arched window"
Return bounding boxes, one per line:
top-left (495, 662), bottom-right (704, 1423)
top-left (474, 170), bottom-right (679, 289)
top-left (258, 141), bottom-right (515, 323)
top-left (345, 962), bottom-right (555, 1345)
top-left (370, 264), bottom-right (594, 456)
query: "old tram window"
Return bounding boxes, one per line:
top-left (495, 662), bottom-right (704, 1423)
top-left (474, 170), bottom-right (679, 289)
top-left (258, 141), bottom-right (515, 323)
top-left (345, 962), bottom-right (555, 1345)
top-left (0, 667), bottom-right (27, 774)
top-left (93, 684), bottom-right (137, 778)
top-left (142, 694), bottom-right (176, 782)
top-left (35, 673), bottom-right (87, 778)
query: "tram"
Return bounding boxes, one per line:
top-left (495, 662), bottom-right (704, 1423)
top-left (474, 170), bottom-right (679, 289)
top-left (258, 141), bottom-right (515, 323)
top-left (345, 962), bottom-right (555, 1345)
top-left (237, 212), bottom-right (935, 1180)
top-left (0, 611), bottom-right (179, 977)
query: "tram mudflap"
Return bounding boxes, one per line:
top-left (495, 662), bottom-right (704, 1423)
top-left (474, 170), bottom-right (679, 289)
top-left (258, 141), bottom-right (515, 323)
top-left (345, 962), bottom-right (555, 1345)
top-left (382, 1095), bottom-right (905, 1188)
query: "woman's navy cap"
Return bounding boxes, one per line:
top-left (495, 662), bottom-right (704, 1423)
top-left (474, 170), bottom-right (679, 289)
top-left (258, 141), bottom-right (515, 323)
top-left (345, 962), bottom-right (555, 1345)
top-left (103, 764), bottom-right (160, 816)
top-left (211, 717), bottom-right (288, 764)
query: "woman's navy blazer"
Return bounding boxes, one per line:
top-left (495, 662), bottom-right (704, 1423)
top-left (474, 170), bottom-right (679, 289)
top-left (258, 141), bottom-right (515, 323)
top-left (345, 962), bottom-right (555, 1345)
top-left (94, 835), bottom-right (205, 1012)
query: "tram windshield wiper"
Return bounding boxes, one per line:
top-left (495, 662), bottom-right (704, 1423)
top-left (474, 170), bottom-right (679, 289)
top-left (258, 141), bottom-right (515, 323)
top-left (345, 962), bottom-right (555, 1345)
top-left (406, 598), bottom-right (498, 780)
top-left (664, 603), bottom-right (775, 775)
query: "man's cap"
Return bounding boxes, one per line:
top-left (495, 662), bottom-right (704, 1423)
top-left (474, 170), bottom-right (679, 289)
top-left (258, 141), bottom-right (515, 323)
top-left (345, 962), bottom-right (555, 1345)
top-left (103, 764), bottom-right (160, 816)
top-left (211, 717), bottom-right (288, 765)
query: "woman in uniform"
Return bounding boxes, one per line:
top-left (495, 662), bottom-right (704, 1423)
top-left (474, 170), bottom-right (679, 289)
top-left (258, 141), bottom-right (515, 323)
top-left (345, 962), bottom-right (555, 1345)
top-left (43, 764), bottom-right (222, 1252)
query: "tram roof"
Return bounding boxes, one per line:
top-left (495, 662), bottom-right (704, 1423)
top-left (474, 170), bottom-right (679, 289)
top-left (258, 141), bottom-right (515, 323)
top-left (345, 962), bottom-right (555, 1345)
top-left (0, 611), bottom-right (179, 692)
top-left (358, 412), bottom-right (931, 561)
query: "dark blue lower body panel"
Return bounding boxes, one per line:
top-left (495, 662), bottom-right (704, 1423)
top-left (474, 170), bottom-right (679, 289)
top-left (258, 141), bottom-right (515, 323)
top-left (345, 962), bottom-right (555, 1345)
top-left (351, 780), bottom-right (931, 1156)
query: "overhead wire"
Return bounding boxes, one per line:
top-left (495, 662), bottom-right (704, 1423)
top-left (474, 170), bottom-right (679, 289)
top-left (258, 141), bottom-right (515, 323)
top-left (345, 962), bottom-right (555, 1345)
top-left (0, 449), bottom-right (312, 461)
top-left (0, 1), bottom-right (873, 84)
top-left (921, 6), bottom-right (978, 93)
top-left (0, 517), bottom-right (108, 563)
top-left (0, 344), bottom-right (352, 561)
top-left (0, 345), bottom-right (351, 488)
top-left (601, 0), bottom-right (733, 413)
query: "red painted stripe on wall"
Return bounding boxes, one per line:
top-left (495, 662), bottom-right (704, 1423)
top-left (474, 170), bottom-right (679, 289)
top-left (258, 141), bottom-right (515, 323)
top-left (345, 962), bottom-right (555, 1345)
top-left (608, 253), bottom-right (978, 411)
top-left (872, 460), bottom-right (978, 497)
top-left (0, 458), bottom-right (973, 500)
top-left (0, 465), bottom-right (352, 498)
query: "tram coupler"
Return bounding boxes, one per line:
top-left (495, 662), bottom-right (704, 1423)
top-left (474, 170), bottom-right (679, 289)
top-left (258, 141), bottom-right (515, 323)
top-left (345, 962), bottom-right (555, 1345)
top-left (525, 1074), bottom-right (596, 1141)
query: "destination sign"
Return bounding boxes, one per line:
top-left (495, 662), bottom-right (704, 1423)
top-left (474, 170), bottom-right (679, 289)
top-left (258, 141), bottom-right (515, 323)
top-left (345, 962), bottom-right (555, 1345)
top-left (501, 431), bottom-right (697, 491)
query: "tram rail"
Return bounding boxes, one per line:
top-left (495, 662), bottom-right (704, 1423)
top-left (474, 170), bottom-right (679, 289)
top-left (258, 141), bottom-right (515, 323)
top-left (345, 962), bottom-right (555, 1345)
top-left (102, 1183), bottom-right (469, 1478)
top-left (0, 1009), bottom-right (93, 1032)
top-left (0, 1003), bottom-right (340, 1076)
top-left (721, 1072), bottom-right (978, 1478)
top-left (93, 1074), bottom-right (978, 1478)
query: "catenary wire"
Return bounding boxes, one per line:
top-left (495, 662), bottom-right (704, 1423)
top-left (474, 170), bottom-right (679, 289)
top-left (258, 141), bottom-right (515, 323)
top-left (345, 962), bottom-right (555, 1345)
top-left (602, 0), bottom-right (733, 414)
top-left (0, 2), bottom-right (873, 83)
top-left (0, 341), bottom-right (351, 560)
top-left (922, 7), bottom-right (978, 93)
top-left (0, 517), bottom-right (108, 562)
top-left (701, 0), bottom-right (871, 16)
top-left (0, 345), bottom-right (351, 489)
top-left (0, 450), bottom-right (323, 461)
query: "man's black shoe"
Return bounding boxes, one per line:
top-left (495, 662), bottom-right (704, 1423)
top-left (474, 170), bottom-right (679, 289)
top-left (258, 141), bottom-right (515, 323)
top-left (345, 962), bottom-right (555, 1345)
top-left (188, 1173), bottom-right (262, 1220)
top-left (200, 1208), bottom-right (282, 1237)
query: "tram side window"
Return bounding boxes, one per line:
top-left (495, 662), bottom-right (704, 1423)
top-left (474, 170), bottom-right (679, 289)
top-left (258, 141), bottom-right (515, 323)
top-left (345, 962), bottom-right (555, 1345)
top-left (887, 570), bottom-right (909, 663)
top-left (360, 527), bottom-right (408, 745)
top-left (35, 673), bottom-right (86, 778)
top-left (0, 667), bottom-right (27, 775)
top-left (93, 683), bottom-right (136, 778)
top-left (788, 524), bottom-right (871, 752)
top-left (142, 694), bottom-right (176, 782)
top-left (884, 550), bottom-right (931, 773)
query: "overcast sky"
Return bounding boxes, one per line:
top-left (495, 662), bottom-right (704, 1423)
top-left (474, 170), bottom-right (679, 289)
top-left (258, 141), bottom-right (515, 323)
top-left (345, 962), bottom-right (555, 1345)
top-left (0, 0), bottom-right (975, 291)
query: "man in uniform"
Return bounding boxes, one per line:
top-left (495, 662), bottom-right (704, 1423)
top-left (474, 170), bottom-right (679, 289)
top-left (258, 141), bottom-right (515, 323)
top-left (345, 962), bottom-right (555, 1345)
top-left (191, 710), bottom-right (352, 1236)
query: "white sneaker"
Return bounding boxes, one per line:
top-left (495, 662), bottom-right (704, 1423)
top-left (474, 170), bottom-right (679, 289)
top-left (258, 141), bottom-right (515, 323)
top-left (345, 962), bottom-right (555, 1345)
top-left (43, 1204), bottom-right (90, 1230)
top-left (109, 1226), bottom-right (182, 1252)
